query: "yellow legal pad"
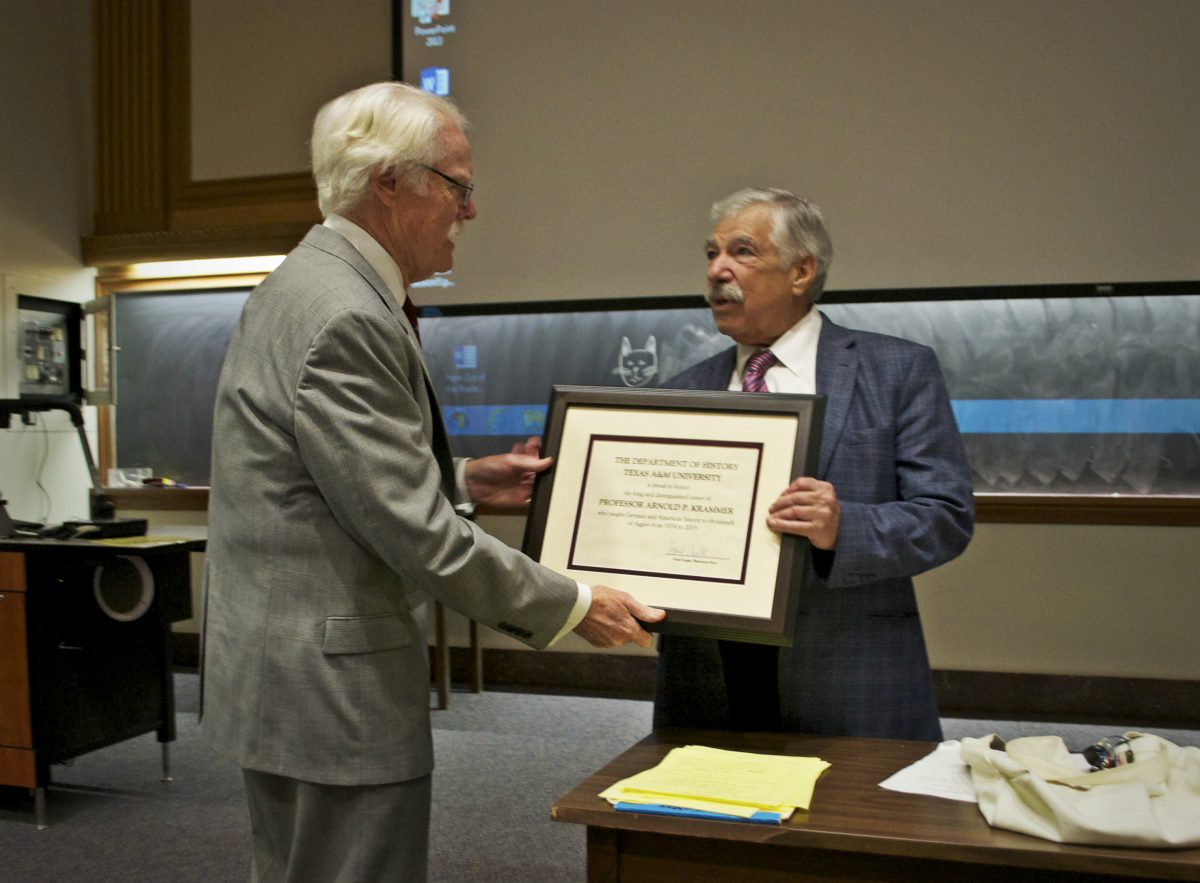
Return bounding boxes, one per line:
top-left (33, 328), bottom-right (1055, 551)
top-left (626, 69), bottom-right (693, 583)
top-left (600, 745), bottom-right (830, 821)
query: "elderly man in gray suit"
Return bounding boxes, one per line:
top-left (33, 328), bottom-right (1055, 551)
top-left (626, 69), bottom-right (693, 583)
top-left (202, 82), bottom-right (663, 882)
top-left (654, 188), bottom-right (973, 742)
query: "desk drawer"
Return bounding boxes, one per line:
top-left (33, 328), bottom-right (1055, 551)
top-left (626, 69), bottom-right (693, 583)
top-left (0, 746), bottom-right (36, 789)
top-left (0, 552), bottom-right (25, 592)
top-left (0, 588), bottom-right (33, 749)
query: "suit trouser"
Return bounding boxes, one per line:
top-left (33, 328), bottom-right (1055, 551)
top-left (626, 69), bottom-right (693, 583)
top-left (242, 768), bottom-right (432, 883)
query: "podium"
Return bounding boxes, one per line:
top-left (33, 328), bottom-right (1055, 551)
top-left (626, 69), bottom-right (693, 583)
top-left (0, 536), bottom-right (200, 827)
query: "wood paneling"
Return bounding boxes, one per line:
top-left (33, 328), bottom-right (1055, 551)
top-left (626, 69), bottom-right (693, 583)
top-left (0, 552), bottom-right (25, 591)
top-left (82, 221), bottom-right (312, 267)
top-left (0, 747), bottom-right (36, 790)
top-left (104, 487), bottom-right (208, 511)
top-left (975, 494), bottom-right (1200, 526)
top-left (84, 0), bottom-right (319, 265)
top-left (91, 0), bottom-right (166, 235)
top-left (0, 558), bottom-right (33, 752)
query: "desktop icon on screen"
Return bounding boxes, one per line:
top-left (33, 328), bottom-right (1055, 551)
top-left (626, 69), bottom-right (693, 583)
top-left (452, 345), bottom-right (477, 369)
top-left (421, 67), bottom-right (451, 96)
top-left (411, 0), bottom-right (449, 25)
top-left (523, 410), bottom-right (546, 433)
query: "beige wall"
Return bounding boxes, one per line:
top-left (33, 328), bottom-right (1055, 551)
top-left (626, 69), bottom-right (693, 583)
top-left (470, 515), bottom-right (1200, 681)
top-left (189, 0), bottom-right (392, 180)
top-left (918, 523), bottom-right (1200, 680)
top-left (0, 0), bottom-right (97, 524)
top-left (156, 508), bottom-right (1200, 683)
top-left (186, 1), bottom-right (1200, 304)
top-left (422, 0), bottom-right (1200, 305)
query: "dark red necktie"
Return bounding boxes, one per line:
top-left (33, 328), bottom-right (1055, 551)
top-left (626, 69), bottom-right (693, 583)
top-left (741, 349), bottom-right (776, 392)
top-left (402, 297), bottom-right (421, 344)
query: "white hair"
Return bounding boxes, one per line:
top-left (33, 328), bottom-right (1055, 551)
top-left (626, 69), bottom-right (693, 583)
top-left (711, 188), bottom-right (834, 301)
top-left (311, 81), bottom-right (468, 217)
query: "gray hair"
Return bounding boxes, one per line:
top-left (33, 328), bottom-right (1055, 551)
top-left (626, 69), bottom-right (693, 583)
top-left (311, 81), bottom-right (468, 217)
top-left (711, 188), bottom-right (834, 301)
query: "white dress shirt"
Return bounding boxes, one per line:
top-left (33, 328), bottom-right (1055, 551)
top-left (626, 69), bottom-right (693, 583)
top-left (728, 307), bottom-right (822, 395)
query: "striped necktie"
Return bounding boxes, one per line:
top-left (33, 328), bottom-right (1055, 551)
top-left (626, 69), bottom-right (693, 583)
top-left (741, 349), bottom-right (776, 393)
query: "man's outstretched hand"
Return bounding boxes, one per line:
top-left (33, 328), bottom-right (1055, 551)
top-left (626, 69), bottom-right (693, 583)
top-left (464, 437), bottom-right (548, 508)
top-left (573, 586), bottom-right (665, 649)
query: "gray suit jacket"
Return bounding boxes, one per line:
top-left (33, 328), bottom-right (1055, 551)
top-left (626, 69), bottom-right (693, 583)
top-left (654, 315), bottom-right (974, 740)
top-left (202, 225), bottom-right (577, 786)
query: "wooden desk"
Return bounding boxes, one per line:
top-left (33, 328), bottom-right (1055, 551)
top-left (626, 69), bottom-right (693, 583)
top-left (551, 729), bottom-right (1200, 882)
top-left (0, 536), bottom-right (200, 827)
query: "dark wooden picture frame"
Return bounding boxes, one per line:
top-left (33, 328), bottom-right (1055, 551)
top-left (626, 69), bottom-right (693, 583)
top-left (524, 386), bottom-right (825, 645)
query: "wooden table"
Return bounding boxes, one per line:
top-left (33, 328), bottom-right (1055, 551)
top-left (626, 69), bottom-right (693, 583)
top-left (551, 729), bottom-right (1200, 882)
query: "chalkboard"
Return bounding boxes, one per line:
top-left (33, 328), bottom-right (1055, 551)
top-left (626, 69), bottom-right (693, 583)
top-left (114, 289), bottom-right (250, 485)
top-left (109, 283), bottom-right (1200, 494)
top-left (824, 296), bottom-right (1200, 495)
top-left (421, 288), bottom-right (1200, 496)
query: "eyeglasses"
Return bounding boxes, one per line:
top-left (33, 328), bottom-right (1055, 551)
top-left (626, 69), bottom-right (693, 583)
top-left (419, 164), bottom-right (474, 207)
top-left (1083, 735), bottom-right (1135, 770)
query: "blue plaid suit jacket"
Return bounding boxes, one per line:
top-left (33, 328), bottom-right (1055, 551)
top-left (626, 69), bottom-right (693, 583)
top-left (653, 315), bottom-right (974, 740)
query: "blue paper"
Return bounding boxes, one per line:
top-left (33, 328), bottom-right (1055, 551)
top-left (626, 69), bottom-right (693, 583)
top-left (613, 802), bottom-right (782, 824)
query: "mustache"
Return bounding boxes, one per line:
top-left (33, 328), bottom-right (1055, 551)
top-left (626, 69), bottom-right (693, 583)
top-left (448, 221), bottom-right (464, 242)
top-left (705, 282), bottom-right (744, 306)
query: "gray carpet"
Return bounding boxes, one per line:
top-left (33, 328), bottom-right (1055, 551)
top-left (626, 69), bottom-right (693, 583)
top-left (1, 673), bottom-right (1197, 882)
top-left (0, 674), bottom-right (653, 882)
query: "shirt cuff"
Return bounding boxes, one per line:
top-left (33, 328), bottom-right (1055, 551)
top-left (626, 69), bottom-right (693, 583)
top-left (453, 458), bottom-right (473, 512)
top-left (548, 582), bottom-right (592, 646)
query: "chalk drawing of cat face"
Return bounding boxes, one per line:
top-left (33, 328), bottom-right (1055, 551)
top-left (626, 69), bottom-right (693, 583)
top-left (615, 336), bottom-right (658, 387)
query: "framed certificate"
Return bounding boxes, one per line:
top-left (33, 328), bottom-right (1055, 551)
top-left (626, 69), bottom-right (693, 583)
top-left (523, 386), bottom-right (825, 645)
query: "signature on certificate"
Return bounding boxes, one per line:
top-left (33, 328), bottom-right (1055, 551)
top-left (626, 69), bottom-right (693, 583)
top-left (667, 544), bottom-right (725, 561)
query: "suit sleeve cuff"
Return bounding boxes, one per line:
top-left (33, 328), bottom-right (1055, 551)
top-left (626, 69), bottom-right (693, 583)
top-left (812, 547), bottom-right (835, 579)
